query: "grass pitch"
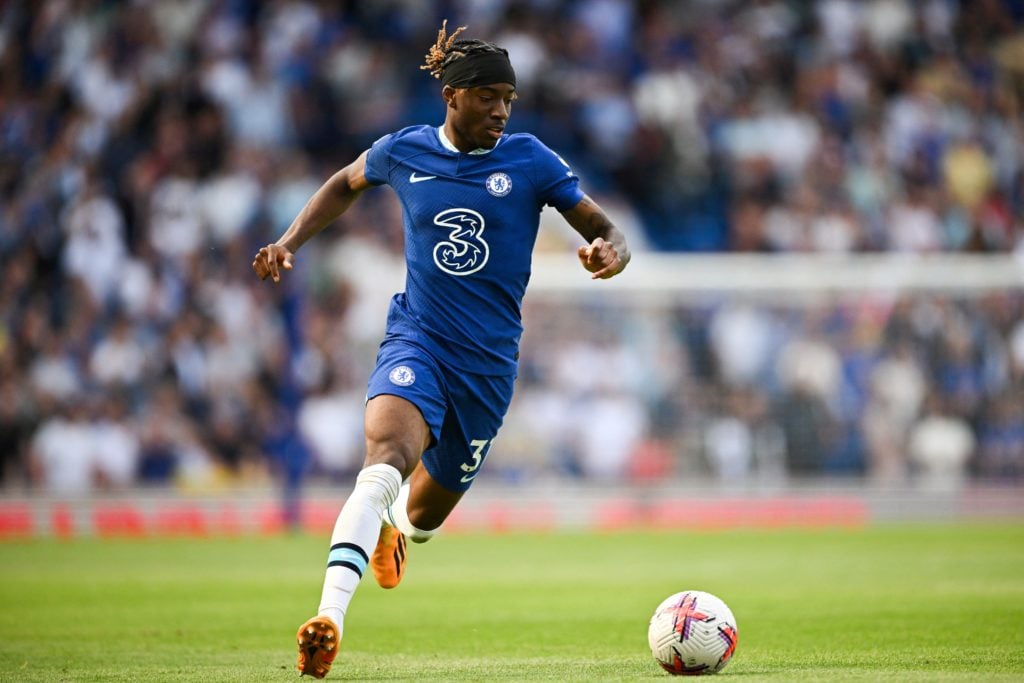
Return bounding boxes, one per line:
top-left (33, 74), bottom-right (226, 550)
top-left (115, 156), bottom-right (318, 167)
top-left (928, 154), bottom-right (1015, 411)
top-left (0, 523), bottom-right (1022, 681)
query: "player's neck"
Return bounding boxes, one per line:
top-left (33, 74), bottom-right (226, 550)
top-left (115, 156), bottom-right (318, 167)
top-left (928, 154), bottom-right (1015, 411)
top-left (438, 123), bottom-right (496, 155)
top-left (441, 122), bottom-right (474, 153)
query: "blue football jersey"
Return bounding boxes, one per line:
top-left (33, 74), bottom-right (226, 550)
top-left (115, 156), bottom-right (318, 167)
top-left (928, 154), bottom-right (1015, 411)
top-left (363, 125), bottom-right (584, 376)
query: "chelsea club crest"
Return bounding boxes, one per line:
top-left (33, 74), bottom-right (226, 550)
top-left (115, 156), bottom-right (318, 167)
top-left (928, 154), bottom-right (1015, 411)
top-left (485, 172), bottom-right (512, 197)
top-left (388, 366), bottom-right (416, 386)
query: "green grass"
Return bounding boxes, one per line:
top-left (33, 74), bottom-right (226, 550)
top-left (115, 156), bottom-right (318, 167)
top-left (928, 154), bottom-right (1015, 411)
top-left (1, 523), bottom-right (1023, 681)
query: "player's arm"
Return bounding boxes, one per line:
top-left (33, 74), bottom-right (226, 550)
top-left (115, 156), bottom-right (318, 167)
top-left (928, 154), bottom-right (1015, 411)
top-left (560, 194), bottom-right (631, 280)
top-left (253, 150), bottom-right (373, 282)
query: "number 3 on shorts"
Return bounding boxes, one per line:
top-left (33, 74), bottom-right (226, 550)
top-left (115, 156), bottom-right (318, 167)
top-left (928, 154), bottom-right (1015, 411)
top-left (459, 439), bottom-right (492, 483)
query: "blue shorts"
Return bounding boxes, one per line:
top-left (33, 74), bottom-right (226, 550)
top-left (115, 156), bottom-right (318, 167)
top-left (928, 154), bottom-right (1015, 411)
top-left (366, 339), bottom-right (515, 493)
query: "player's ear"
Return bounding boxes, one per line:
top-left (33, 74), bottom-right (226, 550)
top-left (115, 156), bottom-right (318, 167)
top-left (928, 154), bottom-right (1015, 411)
top-left (442, 85), bottom-right (457, 109)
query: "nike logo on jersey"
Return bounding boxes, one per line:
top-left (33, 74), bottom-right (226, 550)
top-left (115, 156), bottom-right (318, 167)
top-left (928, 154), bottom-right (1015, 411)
top-left (409, 172), bottom-right (437, 183)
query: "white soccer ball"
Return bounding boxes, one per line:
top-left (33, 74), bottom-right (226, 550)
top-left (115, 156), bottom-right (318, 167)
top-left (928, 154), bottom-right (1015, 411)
top-left (648, 590), bottom-right (738, 675)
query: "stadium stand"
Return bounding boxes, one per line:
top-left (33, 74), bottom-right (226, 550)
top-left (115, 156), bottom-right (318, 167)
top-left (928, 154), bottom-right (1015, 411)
top-left (1, 0), bottom-right (1023, 500)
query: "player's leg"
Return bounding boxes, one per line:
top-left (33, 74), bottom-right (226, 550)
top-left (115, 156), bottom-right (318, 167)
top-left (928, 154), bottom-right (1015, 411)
top-left (316, 394), bottom-right (428, 623)
top-left (380, 369), bottom-right (515, 554)
top-left (370, 461), bottom-right (457, 588)
top-left (370, 462), bottom-right (464, 589)
top-left (299, 342), bottom-right (446, 677)
top-left (387, 461), bottom-right (463, 540)
top-left (297, 395), bottom-right (429, 678)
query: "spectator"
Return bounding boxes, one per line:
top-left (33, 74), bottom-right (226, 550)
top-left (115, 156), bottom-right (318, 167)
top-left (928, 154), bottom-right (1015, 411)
top-left (862, 342), bottom-right (927, 481)
top-left (0, 374), bottom-right (36, 487)
top-left (90, 396), bottom-right (141, 490)
top-left (776, 381), bottom-right (837, 477)
top-left (709, 302), bottom-right (777, 387)
top-left (88, 314), bottom-right (148, 391)
top-left (28, 403), bottom-right (94, 494)
top-left (61, 174), bottom-right (128, 306)
top-left (908, 393), bottom-right (974, 488)
top-left (975, 391), bottom-right (1024, 481)
top-left (296, 373), bottom-right (364, 480)
top-left (570, 387), bottom-right (650, 481)
top-left (704, 386), bottom-right (785, 481)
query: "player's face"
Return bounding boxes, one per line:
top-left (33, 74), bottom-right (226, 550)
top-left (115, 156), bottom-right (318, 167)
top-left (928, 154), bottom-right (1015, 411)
top-left (446, 83), bottom-right (516, 150)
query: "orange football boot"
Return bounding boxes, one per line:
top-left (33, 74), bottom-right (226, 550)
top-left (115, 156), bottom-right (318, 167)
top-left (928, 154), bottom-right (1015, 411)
top-left (370, 524), bottom-right (407, 589)
top-left (296, 615), bottom-right (339, 678)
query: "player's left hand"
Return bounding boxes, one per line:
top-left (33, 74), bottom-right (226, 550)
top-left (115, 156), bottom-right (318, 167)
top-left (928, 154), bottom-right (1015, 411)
top-left (578, 237), bottom-right (624, 280)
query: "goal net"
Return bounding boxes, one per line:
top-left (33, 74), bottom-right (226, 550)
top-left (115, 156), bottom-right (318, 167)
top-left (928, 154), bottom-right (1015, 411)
top-left (497, 252), bottom-right (1024, 487)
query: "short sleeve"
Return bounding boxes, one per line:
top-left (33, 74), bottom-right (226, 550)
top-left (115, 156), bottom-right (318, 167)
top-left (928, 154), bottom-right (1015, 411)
top-left (531, 138), bottom-right (584, 212)
top-left (363, 133), bottom-right (395, 186)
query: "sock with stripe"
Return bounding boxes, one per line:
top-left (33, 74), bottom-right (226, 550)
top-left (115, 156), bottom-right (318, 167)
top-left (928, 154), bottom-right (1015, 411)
top-left (317, 463), bottom-right (402, 633)
top-left (385, 481), bottom-right (439, 544)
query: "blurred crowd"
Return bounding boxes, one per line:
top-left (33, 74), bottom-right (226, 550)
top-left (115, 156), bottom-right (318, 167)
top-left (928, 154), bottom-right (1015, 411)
top-left (1, 0), bottom-right (1023, 494)
top-left (506, 291), bottom-right (1024, 488)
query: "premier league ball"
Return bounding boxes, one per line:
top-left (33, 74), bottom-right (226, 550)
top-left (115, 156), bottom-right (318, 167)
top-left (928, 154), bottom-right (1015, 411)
top-left (648, 590), bottom-right (738, 675)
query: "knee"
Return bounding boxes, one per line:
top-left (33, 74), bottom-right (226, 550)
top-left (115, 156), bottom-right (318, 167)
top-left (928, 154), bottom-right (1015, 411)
top-left (364, 434), bottom-right (422, 479)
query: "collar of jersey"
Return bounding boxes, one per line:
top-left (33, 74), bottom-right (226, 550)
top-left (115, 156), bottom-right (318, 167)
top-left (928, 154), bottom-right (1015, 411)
top-left (437, 126), bottom-right (501, 155)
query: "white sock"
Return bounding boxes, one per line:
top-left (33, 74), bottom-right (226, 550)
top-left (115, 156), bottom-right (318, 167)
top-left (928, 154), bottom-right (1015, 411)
top-left (384, 481), bottom-right (439, 544)
top-left (317, 463), bottom-right (402, 632)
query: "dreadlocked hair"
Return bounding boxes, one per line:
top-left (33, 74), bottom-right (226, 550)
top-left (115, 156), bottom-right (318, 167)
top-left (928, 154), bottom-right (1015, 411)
top-left (420, 19), bottom-right (508, 80)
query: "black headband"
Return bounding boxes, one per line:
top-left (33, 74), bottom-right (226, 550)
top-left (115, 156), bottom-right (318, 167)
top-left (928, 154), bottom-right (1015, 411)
top-left (441, 51), bottom-right (517, 89)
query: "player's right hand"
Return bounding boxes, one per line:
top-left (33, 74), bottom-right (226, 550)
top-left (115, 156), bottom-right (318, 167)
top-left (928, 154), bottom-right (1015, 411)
top-left (253, 244), bottom-right (294, 283)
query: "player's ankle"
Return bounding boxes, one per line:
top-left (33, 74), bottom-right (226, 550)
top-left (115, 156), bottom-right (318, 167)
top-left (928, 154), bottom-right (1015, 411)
top-left (318, 609), bottom-right (343, 631)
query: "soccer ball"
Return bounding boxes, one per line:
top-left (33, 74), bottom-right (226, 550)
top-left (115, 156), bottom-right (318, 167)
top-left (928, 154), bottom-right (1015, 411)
top-left (648, 590), bottom-right (738, 675)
